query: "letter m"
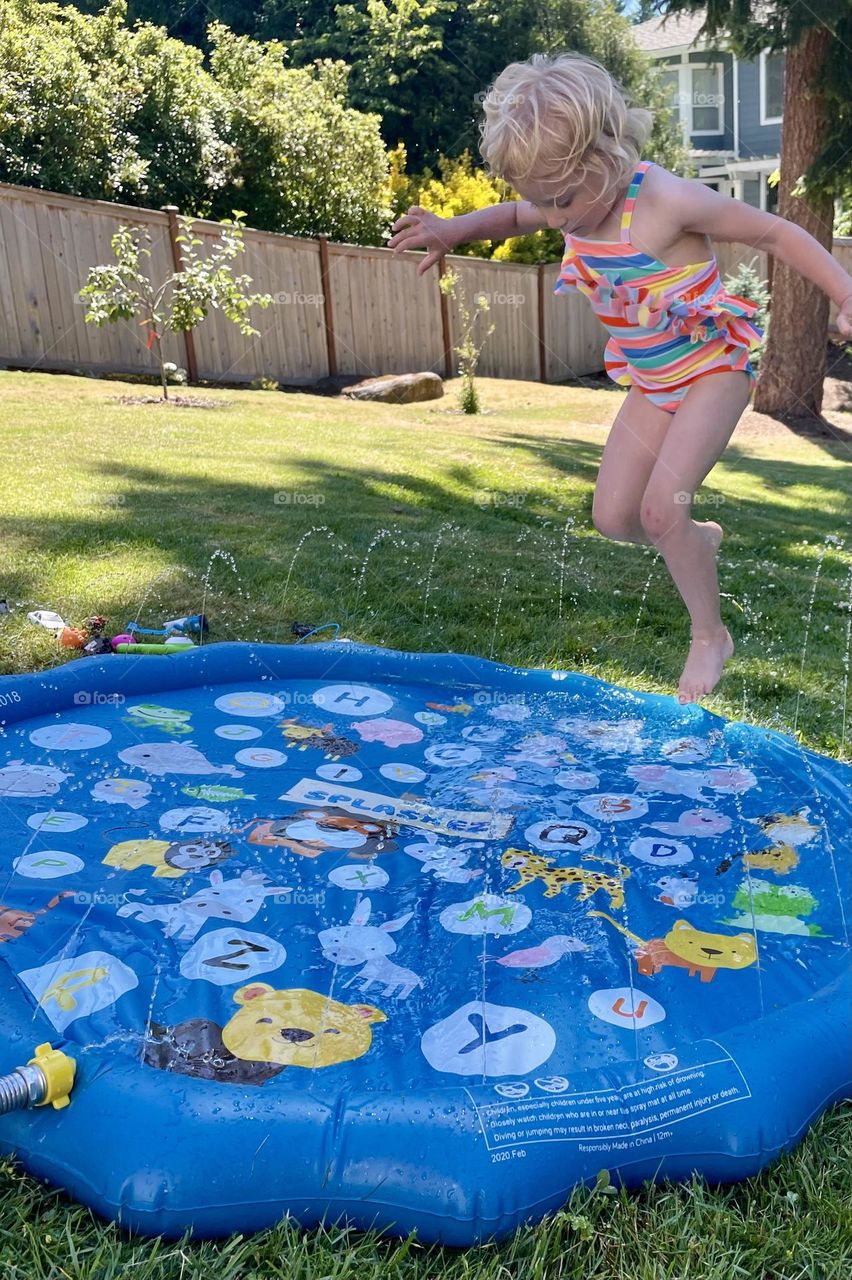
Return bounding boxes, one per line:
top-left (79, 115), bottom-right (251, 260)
top-left (458, 899), bottom-right (515, 926)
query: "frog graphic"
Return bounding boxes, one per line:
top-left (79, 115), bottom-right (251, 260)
top-left (723, 878), bottom-right (827, 936)
top-left (125, 704), bottom-right (193, 736)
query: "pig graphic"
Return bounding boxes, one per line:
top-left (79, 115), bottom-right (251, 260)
top-left (647, 807), bottom-right (731, 838)
top-left (626, 764), bottom-right (757, 801)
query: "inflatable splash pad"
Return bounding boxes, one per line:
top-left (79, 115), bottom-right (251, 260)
top-left (0, 641), bottom-right (849, 1244)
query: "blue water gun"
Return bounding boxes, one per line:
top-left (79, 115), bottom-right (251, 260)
top-left (125, 613), bottom-right (209, 638)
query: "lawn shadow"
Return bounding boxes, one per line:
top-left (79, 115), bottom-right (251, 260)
top-left (0, 425), bottom-right (848, 756)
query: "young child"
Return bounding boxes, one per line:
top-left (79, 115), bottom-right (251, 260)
top-left (388, 51), bottom-right (852, 706)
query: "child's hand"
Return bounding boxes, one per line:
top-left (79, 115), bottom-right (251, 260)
top-left (837, 292), bottom-right (852, 339)
top-left (387, 206), bottom-right (455, 275)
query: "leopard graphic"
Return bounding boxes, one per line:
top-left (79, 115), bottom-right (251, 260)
top-left (501, 848), bottom-right (629, 909)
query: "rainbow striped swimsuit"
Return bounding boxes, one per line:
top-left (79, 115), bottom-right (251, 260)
top-left (554, 160), bottom-right (764, 413)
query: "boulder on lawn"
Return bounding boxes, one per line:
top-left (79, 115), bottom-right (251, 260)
top-left (341, 372), bottom-right (444, 404)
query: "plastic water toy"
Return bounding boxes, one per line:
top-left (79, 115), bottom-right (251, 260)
top-left (26, 612), bottom-right (110, 654)
top-left (61, 616), bottom-right (109, 651)
top-left (126, 613), bottom-right (209, 638)
top-left (113, 639), bottom-right (195, 655)
top-left (26, 609), bottom-right (68, 633)
top-left (0, 641), bottom-right (849, 1244)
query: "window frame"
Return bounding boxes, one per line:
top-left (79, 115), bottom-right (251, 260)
top-left (759, 49), bottom-right (784, 126)
top-left (655, 58), bottom-right (725, 140)
top-left (688, 61), bottom-right (724, 137)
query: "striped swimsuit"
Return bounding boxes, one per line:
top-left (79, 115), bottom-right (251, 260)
top-left (554, 160), bottom-right (764, 413)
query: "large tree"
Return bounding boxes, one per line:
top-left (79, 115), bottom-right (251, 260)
top-left (662, 0), bottom-right (852, 417)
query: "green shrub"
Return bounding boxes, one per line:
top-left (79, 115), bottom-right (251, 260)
top-left (0, 0), bottom-right (392, 243)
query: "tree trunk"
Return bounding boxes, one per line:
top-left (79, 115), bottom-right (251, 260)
top-left (155, 335), bottom-right (169, 401)
top-left (752, 25), bottom-right (834, 418)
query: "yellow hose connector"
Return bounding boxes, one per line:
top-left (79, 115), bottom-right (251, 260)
top-left (27, 1042), bottom-right (76, 1110)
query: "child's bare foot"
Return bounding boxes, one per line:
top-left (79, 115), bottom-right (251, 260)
top-left (696, 519), bottom-right (723, 556)
top-left (677, 625), bottom-right (734, 704)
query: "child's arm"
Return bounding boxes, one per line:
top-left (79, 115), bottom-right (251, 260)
top-left (672, 177), bottom-right (852, 337)
top-left (388, 201), bottom-right (550, 276)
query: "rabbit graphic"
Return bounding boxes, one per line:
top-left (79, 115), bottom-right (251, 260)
top-left (318, 897), bottom-right (422, 999)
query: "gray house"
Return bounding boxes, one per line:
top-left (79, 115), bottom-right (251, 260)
top-left (632, 9), bottom-right (784, 212)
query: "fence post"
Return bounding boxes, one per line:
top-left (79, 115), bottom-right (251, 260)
top-left (162, 205), bottom-right (199, 385)
top-left (437, 255), bottom-right (454, 378)
top-left (537, 262), bottom-right (547, 383)
top-left (317, 234), bottom-right (338, 377)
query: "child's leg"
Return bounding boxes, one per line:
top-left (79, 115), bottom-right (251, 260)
top-left (592, 387), bottom-right (675, 543)
top-left (638, 370), bottom-right (752, 704)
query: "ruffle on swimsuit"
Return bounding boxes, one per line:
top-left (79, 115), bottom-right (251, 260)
top-left (562, 265), bottom-right (762, 349)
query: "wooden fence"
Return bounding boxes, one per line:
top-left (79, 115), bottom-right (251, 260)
top-left (0, 181), bottom-right (849, 388)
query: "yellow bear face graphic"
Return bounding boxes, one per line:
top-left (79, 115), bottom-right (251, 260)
top-left (666, 920), bottom-right (757, 970)
top-left (222, 985), bottom-right (386, 1069)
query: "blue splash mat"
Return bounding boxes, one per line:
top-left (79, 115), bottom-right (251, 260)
top-left (0, 641), bottom-right (849, 1243)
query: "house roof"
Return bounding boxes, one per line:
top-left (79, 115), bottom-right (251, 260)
top-left (632, 8), bottom-right (716, 53)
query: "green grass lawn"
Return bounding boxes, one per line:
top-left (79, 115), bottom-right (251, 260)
top-left (0, 369), bottom-right (850, 1278)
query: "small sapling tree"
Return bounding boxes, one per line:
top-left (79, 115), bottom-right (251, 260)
top-left (438, 267), bottom-right (496, 414)
top-left (79, 211), bottom-right (273, 399)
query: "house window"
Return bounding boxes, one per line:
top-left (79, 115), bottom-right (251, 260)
top-left (742, 179), bottom-right (762, 208)
top-left (691, 64), bottom-right (723, 134)
top-left (760, 50), bottom-right (784, 124)
top-left (656, 62), bottom-right (724, 137)
top-left (658, 67), bottom-right (681, 126)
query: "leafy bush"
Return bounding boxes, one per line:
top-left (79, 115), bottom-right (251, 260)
top-left (0, 0), bottom-right (230, 209)
top-left (207, 23), bottom-right (391, 243)
top-left (0, 0), bottom-right (392, 243)
top-left (401, 148), bottom-right (512, 260)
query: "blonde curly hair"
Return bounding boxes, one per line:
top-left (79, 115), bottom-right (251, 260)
top-left (478, 51), bottom-right (654, 203)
